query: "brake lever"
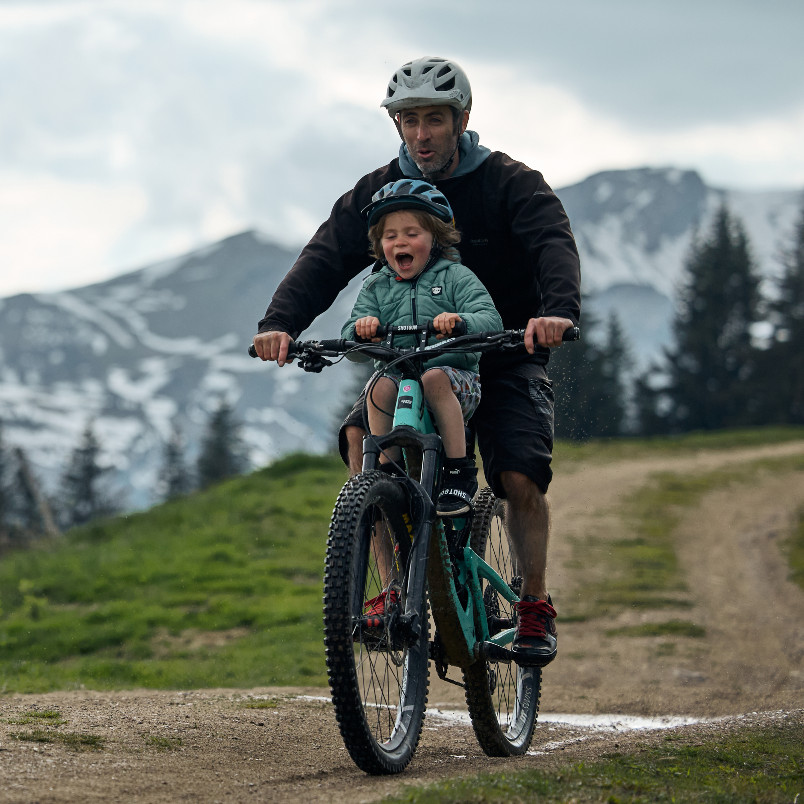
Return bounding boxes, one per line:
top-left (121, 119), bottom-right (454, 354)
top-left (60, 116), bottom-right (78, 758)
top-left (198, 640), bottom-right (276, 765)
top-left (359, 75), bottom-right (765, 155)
top-left (299, 355), bottom-right (333, 373)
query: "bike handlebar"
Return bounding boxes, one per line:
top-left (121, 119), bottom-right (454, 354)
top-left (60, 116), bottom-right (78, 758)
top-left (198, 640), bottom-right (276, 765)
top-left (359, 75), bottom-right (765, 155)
top-left (248, 324), bottom-right (579, 369)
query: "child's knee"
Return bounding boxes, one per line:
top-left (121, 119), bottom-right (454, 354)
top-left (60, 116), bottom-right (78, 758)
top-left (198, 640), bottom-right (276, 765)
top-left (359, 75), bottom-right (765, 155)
top-left (422, 368), bottom-right (449, 391)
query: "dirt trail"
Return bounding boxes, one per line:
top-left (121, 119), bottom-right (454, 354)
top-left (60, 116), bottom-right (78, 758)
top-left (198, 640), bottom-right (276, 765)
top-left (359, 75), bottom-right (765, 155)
top-left (2, 440), bottom-right (803, 803)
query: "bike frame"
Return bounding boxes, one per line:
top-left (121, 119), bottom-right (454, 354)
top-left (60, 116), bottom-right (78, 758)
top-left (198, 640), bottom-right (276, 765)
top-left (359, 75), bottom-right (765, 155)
top-left (360, 358), bottom-right (519, 666)
top-left (249, 323), bottom-right (579, 666)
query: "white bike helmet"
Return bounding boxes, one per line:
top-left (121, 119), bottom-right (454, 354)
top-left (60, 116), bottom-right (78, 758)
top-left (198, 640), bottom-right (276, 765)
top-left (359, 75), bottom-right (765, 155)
top-left (381, 57), bottom-right (472, 117)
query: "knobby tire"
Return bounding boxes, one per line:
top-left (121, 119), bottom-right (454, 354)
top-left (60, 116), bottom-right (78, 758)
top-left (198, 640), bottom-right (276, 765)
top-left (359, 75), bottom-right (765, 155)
top-left (323, 471), bottom-right (430, 775)
top-left (463, 486), bottom-right (541, 755)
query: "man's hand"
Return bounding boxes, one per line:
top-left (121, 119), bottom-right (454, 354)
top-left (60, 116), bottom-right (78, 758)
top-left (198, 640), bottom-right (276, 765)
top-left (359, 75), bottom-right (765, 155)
top-left (355, 316), bottom-right (382, 342)
top-left (252, 331), bottom-right (294, 366)
top-left (524, 316), bottom-right (575, 353)
top-left (433, 312), bottom-right (462, 338)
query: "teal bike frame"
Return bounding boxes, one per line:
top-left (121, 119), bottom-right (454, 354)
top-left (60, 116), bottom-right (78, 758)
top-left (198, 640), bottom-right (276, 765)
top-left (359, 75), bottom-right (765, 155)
top-left (362, 355), bottom-right (519, 667)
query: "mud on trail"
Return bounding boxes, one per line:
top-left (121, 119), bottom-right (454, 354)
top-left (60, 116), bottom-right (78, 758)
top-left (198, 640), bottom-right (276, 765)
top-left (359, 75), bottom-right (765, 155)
top-left (2, 441), bottom-right (803, 803)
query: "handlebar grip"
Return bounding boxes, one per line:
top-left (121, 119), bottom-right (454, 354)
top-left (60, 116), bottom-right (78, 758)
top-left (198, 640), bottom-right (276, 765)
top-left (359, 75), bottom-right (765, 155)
top-left (314, 338), bottom-right (350, 351)
top-left (563, 326), bottom-right (581, 342)
top-left (365, 321), bottom-right (468, 340)
top-left (442, 320), bottom-right (467, 337)
top-left (247, 342), bottom-right (301, 358)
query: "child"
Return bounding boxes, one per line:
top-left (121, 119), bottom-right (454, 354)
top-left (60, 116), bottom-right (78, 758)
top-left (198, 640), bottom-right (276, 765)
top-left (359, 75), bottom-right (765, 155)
top-left (342, 179), bottom-right (502, 517)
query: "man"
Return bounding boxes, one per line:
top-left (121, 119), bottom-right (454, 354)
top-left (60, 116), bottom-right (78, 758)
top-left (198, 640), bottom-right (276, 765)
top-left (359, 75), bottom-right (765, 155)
top-left (253, 56), bottom-right (581, 667)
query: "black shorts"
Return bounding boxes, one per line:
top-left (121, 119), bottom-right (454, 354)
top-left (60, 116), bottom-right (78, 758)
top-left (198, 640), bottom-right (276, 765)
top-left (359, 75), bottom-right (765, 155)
top-left (337, 357), bottom-right (555, 497)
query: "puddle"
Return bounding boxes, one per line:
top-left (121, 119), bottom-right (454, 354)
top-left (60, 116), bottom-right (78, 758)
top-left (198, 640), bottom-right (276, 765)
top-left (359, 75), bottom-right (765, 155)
top-left (301, 696), bottom-right (713, 737)
top-left (425, 707), bottom-right (709, 731)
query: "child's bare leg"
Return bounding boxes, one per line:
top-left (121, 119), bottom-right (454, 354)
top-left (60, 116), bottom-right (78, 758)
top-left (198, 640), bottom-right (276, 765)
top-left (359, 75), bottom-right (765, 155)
top-left (367, 375), bottom-right (399, 588)
top-left (422, 369), bottom-right (466, 458)
top-left (367, 376), bottom-right (401, 464)
top-left (424, 369), bottom-right (477, 517)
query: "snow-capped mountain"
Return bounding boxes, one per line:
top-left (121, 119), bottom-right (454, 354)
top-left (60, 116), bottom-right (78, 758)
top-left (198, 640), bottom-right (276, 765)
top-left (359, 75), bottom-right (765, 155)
top-left (0, 232), bottom-right (368, 510)
top-left (559, 167), bottom-right (802, 364)
top-left (0, 168), bottom-right (800, 510)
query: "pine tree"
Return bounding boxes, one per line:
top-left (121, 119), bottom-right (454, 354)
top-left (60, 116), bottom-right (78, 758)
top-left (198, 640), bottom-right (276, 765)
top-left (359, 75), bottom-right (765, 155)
top-left (551, 306), bottom-right (607, 441)
top-left (662, 204), bottom-right (762, 432)
top-left (765, 197), bottom-right (804, 423)
top-left (594, 312), bottom-right (632, 436)
top-left (159, 421), bottom-right (193, 500)
top-left (0, 423), bottom-right (11, 541)
top-left (12, 447), bottom-right (59, 539)
top-left (58, 421), bottom-right (118, 529)
top-left (632, 365), bottom-right (669, 436)
top-left (197, 398), bottom-right (248, 488)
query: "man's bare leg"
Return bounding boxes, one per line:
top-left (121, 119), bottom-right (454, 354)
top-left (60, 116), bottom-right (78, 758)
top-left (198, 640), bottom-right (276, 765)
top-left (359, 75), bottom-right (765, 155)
top-left (501, 469), bottom-right (557, 666)
top-left (499, 470), bottom-right (549, 599)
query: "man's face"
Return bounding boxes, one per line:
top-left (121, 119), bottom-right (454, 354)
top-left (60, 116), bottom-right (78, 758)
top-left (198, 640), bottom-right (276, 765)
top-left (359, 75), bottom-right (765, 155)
top-left (398, 106), bottom-right (468, 179)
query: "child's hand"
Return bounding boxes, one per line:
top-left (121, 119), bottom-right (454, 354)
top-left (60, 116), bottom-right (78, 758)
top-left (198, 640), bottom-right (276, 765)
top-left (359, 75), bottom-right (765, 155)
top-left (433, 312), bottom-right (462, 339)
top-left (355, 316), bottom-right (382, 342)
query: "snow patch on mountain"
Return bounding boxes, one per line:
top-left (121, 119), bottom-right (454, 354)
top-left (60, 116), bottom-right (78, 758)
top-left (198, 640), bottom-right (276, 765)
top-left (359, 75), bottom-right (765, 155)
top-left (0, 168), bottom-right (800, 512)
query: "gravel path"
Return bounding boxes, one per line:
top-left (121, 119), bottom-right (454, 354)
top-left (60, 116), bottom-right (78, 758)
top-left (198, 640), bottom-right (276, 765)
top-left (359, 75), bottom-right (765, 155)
top-left (2, 440), bottom-right (803, 803)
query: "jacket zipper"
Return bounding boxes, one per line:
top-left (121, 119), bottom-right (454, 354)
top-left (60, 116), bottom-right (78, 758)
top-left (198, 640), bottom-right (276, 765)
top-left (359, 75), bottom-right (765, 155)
top-left (410, 274), bottom-right (420, 326)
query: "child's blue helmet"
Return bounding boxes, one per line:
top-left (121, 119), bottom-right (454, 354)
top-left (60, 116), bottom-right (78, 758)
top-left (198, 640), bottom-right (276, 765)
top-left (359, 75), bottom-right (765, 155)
top-left (362, 179), bottom-right (454, 228)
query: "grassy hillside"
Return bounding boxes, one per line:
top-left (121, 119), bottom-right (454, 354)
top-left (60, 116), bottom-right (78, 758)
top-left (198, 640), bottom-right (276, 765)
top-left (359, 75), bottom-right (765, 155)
top-left (0, 453), bottom-right (348, 693)
top-left (1, 428), bottom-right (802, 695)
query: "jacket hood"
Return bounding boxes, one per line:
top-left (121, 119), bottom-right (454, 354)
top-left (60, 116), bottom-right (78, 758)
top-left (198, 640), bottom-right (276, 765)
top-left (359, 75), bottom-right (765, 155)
top-left (398, 130), bottom-right (491, 179)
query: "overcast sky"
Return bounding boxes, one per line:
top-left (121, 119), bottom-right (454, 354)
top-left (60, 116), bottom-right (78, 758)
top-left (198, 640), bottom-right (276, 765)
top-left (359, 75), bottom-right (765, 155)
top-left (2, 0), bottom-right (803, 297)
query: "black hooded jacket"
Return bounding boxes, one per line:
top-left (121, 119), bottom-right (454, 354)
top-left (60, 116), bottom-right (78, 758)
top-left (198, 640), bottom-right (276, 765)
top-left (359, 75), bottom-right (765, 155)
top-left (258, 135), bottom-right (581, 366)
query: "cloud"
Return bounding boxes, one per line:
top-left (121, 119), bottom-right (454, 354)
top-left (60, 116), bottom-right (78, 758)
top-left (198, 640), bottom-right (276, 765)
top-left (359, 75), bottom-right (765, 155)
top-left (378, 0), bottom-right (804, 129)
top-left (0, 171), bottom-right (147, 291)
top-left (0, 0), bottom-right (802, 298)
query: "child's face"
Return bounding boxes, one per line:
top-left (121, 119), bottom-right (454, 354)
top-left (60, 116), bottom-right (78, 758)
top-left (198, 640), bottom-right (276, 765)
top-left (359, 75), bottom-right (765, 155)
top-left (380, 210), bottom-right (434, 280)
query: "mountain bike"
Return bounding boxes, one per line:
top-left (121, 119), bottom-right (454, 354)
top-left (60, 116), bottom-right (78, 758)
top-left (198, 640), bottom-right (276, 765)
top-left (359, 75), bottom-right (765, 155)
top-left (250, 323), bottom-right (579, 774)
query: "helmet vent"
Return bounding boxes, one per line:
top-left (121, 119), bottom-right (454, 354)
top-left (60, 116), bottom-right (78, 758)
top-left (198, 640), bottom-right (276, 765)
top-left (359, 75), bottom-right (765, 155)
top-left (381, 56), bottom-right (471, 115)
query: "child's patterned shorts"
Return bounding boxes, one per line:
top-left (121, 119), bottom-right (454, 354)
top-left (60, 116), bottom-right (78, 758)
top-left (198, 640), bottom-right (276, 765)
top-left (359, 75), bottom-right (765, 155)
top-left (374, 366), bottom-right (482, 422)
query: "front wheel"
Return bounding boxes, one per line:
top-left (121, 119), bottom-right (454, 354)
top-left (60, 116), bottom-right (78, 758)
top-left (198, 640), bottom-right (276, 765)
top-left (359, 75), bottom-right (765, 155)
top-left (323, 471), bottom-right (430, 775)
top-left (463, 486), bottom-right (541, 755)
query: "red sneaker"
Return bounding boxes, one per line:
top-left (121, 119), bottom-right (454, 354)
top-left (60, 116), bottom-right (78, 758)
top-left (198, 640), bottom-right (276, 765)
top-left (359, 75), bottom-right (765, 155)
top-left (363, 587), bottom-right (399, 626)
top-left (512, 595), bottom-right (557, 667)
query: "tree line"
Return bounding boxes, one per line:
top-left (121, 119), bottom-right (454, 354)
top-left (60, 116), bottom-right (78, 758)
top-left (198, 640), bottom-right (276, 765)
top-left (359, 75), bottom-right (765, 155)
top-left (551, 197), bottom-right (804, 439)
top-left (3, 196), bottom-right (802, 541)
top-left (0, 398), bottom-right (247, 548)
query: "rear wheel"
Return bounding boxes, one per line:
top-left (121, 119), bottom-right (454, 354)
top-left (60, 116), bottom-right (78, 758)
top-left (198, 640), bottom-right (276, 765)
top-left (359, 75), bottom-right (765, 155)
top-left (463, 486), bottom-right (541, 755)
top-left (323, 471), bottom-right (429, 774)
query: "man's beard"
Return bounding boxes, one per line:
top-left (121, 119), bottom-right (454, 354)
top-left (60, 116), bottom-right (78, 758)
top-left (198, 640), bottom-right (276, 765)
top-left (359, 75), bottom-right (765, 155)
top-left (413, 139), bottom-right (460, 179)
top-left (415, 154), bottom-right (452, 179)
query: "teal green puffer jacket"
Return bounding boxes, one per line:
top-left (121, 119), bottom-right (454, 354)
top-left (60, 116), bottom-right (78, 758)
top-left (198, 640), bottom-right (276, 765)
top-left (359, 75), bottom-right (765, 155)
top-left (341, 256), bottom-right (503, 373)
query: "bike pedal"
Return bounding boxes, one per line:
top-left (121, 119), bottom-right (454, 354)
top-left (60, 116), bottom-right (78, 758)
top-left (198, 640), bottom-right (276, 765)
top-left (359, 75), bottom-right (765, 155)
top-left (476, 641), bottom-right (514, 664)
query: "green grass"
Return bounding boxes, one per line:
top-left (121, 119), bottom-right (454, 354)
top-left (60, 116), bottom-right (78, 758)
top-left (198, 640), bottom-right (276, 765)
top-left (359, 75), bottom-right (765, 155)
top-left (566, 449), bottom-right (804, 620)
top-left (787, 505), bottom-right (804, 592)
top-left (384, 719), bottom-right (804, 803)
top-left (605, 620), bottom-right (706, 638)
top-left (10, 728), bottom-right (104, 750)
top-left (1, 434), bottom-right (802, 693)
top-left (0, 452), bottom-right (348, 693)
top-left (4, 709), bottom-right (65, 726)
top-left (554, 425), bottom-right (804, 471)
top-left (145, 735), bottom-right (183, 750)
